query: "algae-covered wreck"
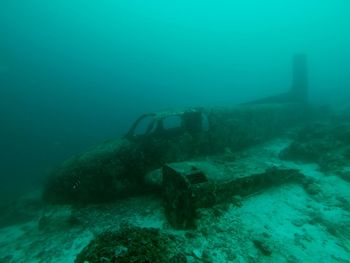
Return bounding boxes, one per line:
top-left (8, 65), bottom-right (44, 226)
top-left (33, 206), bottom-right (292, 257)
top-left (43, 55), bottom-right (310, 213)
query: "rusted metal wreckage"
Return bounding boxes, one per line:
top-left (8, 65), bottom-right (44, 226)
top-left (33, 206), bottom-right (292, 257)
top-left (44, 54), bottom-right (311, 228)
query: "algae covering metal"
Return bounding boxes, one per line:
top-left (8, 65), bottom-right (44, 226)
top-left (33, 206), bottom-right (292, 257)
top-left (43, 54), bottom-right (309, 204)
top-left (162, 161), bottom-right (306, 229)
top-left (43, 102), bottom-right (307, 204)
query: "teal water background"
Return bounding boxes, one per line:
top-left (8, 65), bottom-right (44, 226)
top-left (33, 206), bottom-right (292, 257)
top-left (0, 0), bottom-right (349, 202)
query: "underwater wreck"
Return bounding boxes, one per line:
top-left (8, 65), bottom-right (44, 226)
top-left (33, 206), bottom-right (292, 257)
top-left (4, 53), bottom-right (350, 263)
top-left (43, 55), bottom-right (311, 227)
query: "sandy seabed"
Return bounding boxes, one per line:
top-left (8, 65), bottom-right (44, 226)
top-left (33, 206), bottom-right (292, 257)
top-left (0, 137), bottom-right (350, 263)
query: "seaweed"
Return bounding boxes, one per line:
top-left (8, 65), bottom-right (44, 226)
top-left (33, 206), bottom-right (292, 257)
top-left (75, 226), bottom-right (186, 263)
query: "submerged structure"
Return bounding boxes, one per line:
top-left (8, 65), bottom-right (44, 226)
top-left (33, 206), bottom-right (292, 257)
top-left (162, 160), bottom-right (309, 229)
top-left (43, 55), bottom-right (310, 225)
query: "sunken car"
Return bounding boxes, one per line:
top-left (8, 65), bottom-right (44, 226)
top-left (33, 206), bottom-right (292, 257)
top-left (43, 54), bottom-right (310, 207)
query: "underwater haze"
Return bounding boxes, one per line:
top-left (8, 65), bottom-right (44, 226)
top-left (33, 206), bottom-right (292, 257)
top-left (1, 0), bottom-right (350, 203)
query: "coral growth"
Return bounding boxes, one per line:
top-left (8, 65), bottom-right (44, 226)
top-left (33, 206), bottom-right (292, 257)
top-left (75, 226), bottom-right (186, 263)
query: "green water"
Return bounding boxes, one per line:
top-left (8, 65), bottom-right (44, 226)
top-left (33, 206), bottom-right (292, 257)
top-left (0, 0), bottom-right (349, 203)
